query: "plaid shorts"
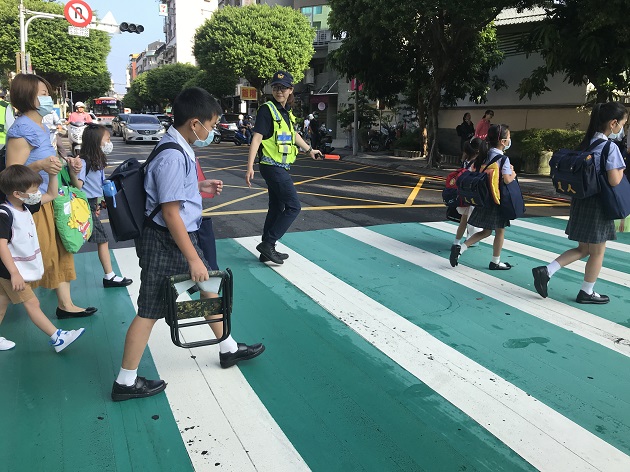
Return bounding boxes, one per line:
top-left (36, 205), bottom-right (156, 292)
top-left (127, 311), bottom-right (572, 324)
top-left (467, 203), bottom-right (510, 230)
top-left (136, 225), bottom-right (209, 319)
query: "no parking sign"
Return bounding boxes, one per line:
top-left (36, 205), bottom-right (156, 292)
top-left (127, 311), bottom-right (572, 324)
top-left (64, 0), bottom-right (93, 28)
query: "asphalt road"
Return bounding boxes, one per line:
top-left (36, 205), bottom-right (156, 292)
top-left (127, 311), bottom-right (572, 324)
top-left (87, 135), bottom-right (569, 246)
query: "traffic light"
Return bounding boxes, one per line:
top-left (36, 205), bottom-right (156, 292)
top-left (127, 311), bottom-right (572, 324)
top-left (119, 22), bottom-right (144, 34)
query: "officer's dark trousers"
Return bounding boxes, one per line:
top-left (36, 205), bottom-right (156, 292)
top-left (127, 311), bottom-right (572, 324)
top-left (259, 163), bottom-right (301, 245)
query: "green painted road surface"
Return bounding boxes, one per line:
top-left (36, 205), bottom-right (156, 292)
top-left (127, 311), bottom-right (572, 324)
top-left (1, 217), bottom-right (629, 471)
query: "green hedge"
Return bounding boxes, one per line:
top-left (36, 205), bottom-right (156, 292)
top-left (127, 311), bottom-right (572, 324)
top-left (510, 128), bottom-right (583, 161)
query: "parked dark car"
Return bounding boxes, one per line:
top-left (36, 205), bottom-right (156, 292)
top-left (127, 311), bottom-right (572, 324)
top-left (111, 114), bottom-right (129, 137)
top-left (217, 113), bottom-right (240, 140)
top-left (122, 114), bottom-right (165, 144)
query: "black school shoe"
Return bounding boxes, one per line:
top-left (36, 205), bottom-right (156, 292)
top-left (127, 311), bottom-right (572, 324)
top-left (256, 242), bottom-right (284, 265)
top-left (489, 262), bottom-right (512, 270)
top-left (103, 276), bottom-right (133, 288)
top-left (220, 343), bottom-right (265, 369)
top-left (576, 290), bottom-right (609, 304)
top-left (532, 266), bottom-right (550, 298)
top-left (259, 248), bottom-right (289, 263)
top-left (449, 245), bottom-right (460, 267)
top-left (56, 306), bottom-right (98, 319)
top-left (111, 377), bottom-right (167, 402)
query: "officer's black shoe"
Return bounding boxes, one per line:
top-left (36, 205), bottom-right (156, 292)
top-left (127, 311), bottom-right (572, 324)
top-left (259, 246), bottom-right (289, 263)
top-left (256, 242), bottom-right (284, 264)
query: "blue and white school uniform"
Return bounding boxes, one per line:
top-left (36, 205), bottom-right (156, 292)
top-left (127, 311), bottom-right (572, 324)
top-left (77, 161), bottom-right (108, 244)
top-left (565, 133), bottom-right (626, 243)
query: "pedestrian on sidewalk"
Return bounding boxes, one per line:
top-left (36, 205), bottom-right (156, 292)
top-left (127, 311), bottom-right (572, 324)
top-left (0, 88), bottom-right (16, 152)
top-left (67, 124), bottom-right (132, 289)
top-left (450, 124), bottom-right (516, 270)
top-left (5, 73), bottom-right (97, 320)
top-left (246, 71), bottom-right (322, 265)
top-left (532, 102), bottom-right (628, 305)
top-left (451, 137), bottom-right (484, 247)
top-left (474, 109), bottom-right (494, 140)
top-left (0, 165), bottom-right (85, 352)
top-left (456, 113), bottom-right (475, 151)
top-left (112, 87), bottom-right (265, 402)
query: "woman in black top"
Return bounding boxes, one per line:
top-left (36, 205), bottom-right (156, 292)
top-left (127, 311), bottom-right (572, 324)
top-left (456, 113), bottom-right (475, 151)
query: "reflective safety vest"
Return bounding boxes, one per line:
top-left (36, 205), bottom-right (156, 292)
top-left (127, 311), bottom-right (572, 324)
top-left (259, 101), bottom-right (297, 167)
top-left (0, 100), bottom-right (9, 146)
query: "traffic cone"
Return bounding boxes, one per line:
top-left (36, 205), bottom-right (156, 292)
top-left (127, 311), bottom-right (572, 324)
top-left (324, 154), bottom-right (341, 160)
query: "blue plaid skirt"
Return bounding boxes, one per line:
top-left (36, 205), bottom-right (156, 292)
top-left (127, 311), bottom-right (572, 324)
top-left (565, 195), bottom-right (616, 243)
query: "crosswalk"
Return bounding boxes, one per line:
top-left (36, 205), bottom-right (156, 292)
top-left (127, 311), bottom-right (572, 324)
top-left (112, 217), bottom-right (630, 471)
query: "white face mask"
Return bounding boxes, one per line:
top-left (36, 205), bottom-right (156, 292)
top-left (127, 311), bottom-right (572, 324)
top-left (17, 190), bottom-right (42, 205)
top-left (101, 141), bottom-right (113, 154)
top-left (503, 138), bottom-right (511, 150)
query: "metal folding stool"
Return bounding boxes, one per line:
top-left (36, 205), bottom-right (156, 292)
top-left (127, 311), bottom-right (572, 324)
top-left (164, 269), bottom-right (233, 348)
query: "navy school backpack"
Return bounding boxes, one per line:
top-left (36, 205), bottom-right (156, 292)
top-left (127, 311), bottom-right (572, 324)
top-left (456, 155), bottom-right (502, 207)
top-left (549, 138), bottom-right (605, 199)
top-left (104, 142), bottom-right (187, 242)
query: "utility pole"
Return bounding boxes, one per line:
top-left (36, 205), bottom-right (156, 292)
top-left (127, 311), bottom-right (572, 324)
top-left (352, 89), bottom-right (359, 156)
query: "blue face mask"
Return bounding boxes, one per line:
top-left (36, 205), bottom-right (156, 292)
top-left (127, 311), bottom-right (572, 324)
top-left (192, 121), bottom-right (215, 147)
top-left (37, 95), bottom-right (54, 117)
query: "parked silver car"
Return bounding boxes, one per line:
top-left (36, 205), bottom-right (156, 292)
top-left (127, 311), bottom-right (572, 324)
top-left (123, 114), bottom-right (165, 144)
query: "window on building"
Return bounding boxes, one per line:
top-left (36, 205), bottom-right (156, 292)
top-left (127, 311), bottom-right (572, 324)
top-left (313, 21), bottom-right (321, 30)
top-left (301, 7), bottom-right (312, 15)
top-left (314, 6), bottom-right (322, 14)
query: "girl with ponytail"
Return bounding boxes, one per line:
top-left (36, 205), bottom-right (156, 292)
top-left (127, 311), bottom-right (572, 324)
top-left (450, 124), bottom-right (517, 270)
top-left (532, 102), bottom-right (627, 304)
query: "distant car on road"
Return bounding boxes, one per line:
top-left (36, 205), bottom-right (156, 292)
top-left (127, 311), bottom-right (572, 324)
top-left (155, 114), bottom-right (173, 129)
top-left (122, 114), bottom-right (165, 144)
top-left (217, 113), bottom-right (240, 140)
top-left (111, 113), bottom-right (129, 137)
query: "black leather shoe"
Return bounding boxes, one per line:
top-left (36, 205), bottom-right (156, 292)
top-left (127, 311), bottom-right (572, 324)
top-left (56, 307), bottom-right (97, 319)
top-left (489, 262), bottom-right (512, 270)
top-left (259, 247), bottom-right (289, 263)
top-left (256, 242), bottom-right (284, 265)
top-left (111, 376), bottom-right (167, 402)
top-left (449, 245), bottom-right (460, 267)
top-left (220, 343), bottom-right (265, 368)
top-left (532, 266), bottom-right (550, 298)
top-left (103, 276), bottom-right (133, 288)
top-left (576, 290), bottom-right (609, 304)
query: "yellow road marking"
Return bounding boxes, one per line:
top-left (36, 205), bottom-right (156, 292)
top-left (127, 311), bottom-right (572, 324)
top-left (405, 177), bottom-right (426, 206)
top-left (294, 191), bottom-right (400, 205)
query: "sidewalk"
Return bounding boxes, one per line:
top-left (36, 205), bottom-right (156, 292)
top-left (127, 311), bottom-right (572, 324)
top-left (332, 140), bottom-right (565, 200)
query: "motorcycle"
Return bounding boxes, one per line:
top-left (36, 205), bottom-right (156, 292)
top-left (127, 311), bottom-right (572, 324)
top-left (368, 125), bottom-right (396, 152)
top-left (68, 121), bottom-right (87, 156)
top-left (212, 125), bottom-right (222, 144)
top-left (317, 124), bottom-right (335, 154)
top-left (233, 125), bottom-right (252, 146)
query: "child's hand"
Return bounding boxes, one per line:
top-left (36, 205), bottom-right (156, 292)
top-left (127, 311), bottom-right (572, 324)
top-left (189, 258), bottom-right (209, 283)
top-left (43, 156), bottom-right (62, 175)
top-left (65, 156), bottom-right (83, 174)
top-left (11, 273), bottom-right (25, 292)
top-left (199, 179), bottom-right (223, 196)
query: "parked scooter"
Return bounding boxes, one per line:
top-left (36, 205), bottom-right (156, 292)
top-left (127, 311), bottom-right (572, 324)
top-left (212, 125), bottom-right (222, 144)
top-left (317, 124), bottom-right (335, 154)
top-left (68, 121), bottom-right (87, 156)
top-left (368, 125), bottom-right (396, 152)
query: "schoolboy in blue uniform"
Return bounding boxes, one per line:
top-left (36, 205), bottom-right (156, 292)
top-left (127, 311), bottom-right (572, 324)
top-left (112, 88), bottom-right (265, 401)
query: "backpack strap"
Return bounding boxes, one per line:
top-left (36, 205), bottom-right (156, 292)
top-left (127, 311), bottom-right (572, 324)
top-left (143, 142), bottom-right (188, 222)
top-left (0, 204), bottom-right (13, 243)
top-left (598, 140), bottom-right (613, 176)
top-left (480, 153), bottom-right (502, 173)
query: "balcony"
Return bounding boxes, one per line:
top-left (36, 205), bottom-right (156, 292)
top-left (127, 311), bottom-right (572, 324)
top-left (314, 29), bottom-right (332, 46)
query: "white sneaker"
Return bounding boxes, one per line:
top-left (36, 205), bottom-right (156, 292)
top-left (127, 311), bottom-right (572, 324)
top-left (50, 328), bottom-right (85, 353)
top-left (0, 337), bottom-right (16, 350)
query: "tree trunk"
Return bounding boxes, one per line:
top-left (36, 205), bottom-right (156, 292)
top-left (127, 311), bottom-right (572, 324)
top-left (416, 89), bottom-right (427, 156)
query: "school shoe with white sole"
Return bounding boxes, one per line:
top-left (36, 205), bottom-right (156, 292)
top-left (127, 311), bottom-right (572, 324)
top-left (0, 337), bottom-right (16, 350)
top-left (50, 328), bottom-right (85, 353)
top-left (489, 262), bottom-right (512, 270)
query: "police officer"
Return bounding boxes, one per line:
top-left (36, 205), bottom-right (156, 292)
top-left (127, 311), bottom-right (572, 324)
top-left (0, 89), bottom-right (15, 151)
top-left (246, 71), bottom-right (322, 264)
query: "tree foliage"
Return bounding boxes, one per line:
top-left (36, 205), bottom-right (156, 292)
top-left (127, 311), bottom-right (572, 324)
top-left (183, 68), bottom-right (238, 100)
top-left (194, 4), bottom-right (315, 95)
top-left (144, 63), bottom-right (199, 107)
top-left (0, 0), bottom-right (110, 90)
top-left (123, 72), bottom-right (150, 111)
top-left (328, 0), bottom-right (532, 164)
top-left (67, 71), bottom-right (111, 102)
top-left (336, 92), bottom-right (379, 129)
top-left (517, 0), bottom-right (630, 103)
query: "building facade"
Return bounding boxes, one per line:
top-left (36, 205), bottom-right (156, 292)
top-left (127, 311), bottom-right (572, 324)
top-left (162, 0), bottom-right (218, 65)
